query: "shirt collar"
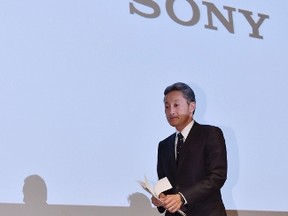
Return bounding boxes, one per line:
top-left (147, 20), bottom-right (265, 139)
top-left (177, 120), bottom-right (194, 140)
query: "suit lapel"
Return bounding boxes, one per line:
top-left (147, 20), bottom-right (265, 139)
top-left (165, 133), bottom-right (178, 178)
top-left (170, 133), bottom-right (178, 169)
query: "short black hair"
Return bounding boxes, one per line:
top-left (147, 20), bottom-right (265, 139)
top-left (164, 82), bottom-right (196, 103)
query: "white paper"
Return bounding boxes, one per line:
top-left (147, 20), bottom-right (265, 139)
top-left (138, 176), bottom-right (186, 216)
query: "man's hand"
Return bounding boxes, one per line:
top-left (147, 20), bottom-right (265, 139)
top-left (151, 193), bottom-right (166, 207)
top-left (161, 193), bottom-right (183, 213)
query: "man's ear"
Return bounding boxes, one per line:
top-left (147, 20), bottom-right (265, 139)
top-left (189, 102), bottom-right (196, 113)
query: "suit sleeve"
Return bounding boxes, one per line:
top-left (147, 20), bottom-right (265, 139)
top-left (156, 141), bottom-right (167, 213)
top-left (182, 126), bottom-right (227, 204)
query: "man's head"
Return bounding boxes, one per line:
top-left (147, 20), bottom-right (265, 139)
top-left (164, 82), bottom-right (196, 103)
top-left (164, 82), bottom-right (196, 131)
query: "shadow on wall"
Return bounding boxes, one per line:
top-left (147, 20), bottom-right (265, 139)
top-left (0, 175), bottom-right (287, 216)
top-left (0, 174), bottom-right (160, 216)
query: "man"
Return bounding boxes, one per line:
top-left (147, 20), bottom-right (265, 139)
top-left (151, 82), bottom-right (227, 216)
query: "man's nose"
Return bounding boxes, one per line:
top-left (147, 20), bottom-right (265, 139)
top-left (167, 107), bottom-right (175, 115)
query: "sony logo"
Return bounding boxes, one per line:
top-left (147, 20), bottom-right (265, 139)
top-left (129, 0), bottom-right (270, 39)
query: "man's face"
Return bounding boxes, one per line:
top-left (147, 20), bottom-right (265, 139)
top-left (164, 90), bottom-right (195, 131)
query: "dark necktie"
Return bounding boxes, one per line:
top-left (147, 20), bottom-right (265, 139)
top-left (176, 133), bottom-right (184, 165)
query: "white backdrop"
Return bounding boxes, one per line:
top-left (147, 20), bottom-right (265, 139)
top-left (0, 0), bottom-right (287, 212)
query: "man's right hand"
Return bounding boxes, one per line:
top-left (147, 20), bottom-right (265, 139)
top-left (151, 193), bottom-right (166, 207)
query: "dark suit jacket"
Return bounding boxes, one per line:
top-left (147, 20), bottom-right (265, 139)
top-left (157, 121), bottom-right (227, 216)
